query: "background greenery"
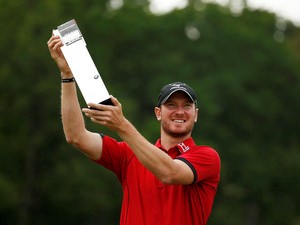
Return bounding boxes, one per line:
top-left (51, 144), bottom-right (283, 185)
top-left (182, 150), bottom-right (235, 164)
top-left (0, 0), bottom-right (299, 225)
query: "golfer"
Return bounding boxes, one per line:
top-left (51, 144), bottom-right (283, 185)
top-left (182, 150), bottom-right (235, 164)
top-left (48, 34), bottom-right (221, 225)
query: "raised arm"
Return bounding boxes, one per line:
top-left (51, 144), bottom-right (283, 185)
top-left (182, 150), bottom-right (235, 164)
top-left (47, 35), bottom-right (103, 160)
top-left (82, 97), bottom-right (195, 185)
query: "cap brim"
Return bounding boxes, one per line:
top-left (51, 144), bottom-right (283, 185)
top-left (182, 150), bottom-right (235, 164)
top-left (160, 89), bottom-right (195, 105)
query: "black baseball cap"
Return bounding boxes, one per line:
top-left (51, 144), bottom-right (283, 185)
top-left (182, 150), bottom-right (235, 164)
top-left (157, 82), bottom-right (197, 106)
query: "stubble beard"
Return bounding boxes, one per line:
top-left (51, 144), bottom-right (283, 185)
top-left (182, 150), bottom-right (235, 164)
top-left (161, 122), bottom-right (194, 138)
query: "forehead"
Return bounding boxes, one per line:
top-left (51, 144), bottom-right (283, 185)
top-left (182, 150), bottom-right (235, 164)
top-left (165, 91), bottom-right (193, 103)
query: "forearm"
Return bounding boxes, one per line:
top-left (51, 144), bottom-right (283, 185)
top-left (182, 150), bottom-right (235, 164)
top-left (117, 121), bottom-right (178, 183)
top-left (48, 35), bottom-right (103, 158)
top-left (82, 97), bottom-right (193, 183)
top-left (61, 72), bottom-right (86, 144)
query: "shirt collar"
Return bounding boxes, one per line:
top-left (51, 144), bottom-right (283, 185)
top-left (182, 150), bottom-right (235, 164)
top-left (155, 137), bottom-right (196, 154)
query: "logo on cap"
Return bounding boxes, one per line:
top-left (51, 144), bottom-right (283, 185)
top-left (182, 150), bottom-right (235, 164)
top-left (157, 82), bottom-right (197, 106)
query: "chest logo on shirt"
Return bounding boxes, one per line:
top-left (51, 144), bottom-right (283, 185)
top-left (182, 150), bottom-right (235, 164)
top-left (178, 143), bottom-right (190, 153)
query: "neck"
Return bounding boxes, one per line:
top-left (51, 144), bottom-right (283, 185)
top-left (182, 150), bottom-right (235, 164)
top-left (160, 131), bottom-right (191, 151)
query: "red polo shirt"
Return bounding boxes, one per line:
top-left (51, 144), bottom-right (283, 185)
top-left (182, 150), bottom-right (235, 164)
top-left (95, 135), bottom-right (220, 225)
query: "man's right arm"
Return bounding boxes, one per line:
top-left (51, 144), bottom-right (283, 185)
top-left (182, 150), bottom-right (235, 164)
top-left (48, 35), bottom-right (103, 160)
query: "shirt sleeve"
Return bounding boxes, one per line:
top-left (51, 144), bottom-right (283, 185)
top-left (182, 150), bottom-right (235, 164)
top-left (93, 135), bottom-right (134, 182)
top-left (176, 146), bottom-right (221, 187)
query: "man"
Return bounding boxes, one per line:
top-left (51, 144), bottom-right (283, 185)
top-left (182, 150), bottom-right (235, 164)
top-left (47, 35), bottom-right (221, 225)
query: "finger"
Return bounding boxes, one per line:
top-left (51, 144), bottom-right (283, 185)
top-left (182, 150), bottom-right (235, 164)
top-left (53, 41), bottom-right (63, 50)
top-left (82, 106), bottom-right (108, 117)
top-left (87, 112), bottom-right (111, 125)
top-left (48, 39), bottom-right (60, 50)
top-left (47, 35), bottom-right (60, 45)
top-left (47, 36), bottom-right (55, 45)
top-left (88, 102), bottom-right (115, 111)
top-left (48, 36), bottom-right (63, 49)
top-left (86, 103), bottom-right (105, 111)
top-left (90, 117), bottom-right (109, 126)
top-left (110, 95), bottom-right (121, 107)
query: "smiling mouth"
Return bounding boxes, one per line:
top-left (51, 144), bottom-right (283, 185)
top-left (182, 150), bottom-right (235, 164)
top-left (173, 119), bottom-right (185, 123)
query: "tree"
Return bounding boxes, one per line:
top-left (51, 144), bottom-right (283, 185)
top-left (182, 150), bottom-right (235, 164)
top-left (0, 0), bottom-right (299, 224)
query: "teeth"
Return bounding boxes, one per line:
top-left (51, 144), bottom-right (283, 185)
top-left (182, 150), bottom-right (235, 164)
top-left (173, 120), bottom-right (185, 123)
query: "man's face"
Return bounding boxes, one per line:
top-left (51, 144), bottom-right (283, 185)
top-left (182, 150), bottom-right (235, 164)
top-left (155, 91), bottom-right (198, 138)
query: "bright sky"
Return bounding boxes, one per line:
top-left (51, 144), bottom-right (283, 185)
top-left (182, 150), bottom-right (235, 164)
top-left (149, 0), bottom-right (300, 27)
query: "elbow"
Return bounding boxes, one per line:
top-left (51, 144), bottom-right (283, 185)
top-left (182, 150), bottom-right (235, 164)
top-left (157, 165), bottom-right (194, 185)
top-left (65, 135), bottom-right (85, 150)
top-left (159, 172), bottom-right (177, 185)
top-left (160, 177), bottom-right (173, 185)
top-left (160, 174), bottom-right (192, 185)
top-left (64, 132), bottom-right (82, 147)
top-left (65, 135), bottom-right (75, 145)
top-left (154, 165), bottom-right (181, 185)
top-left (65, 135), bottom-right (79, 146)
top-left (63, 125), bottom-right (85, 145)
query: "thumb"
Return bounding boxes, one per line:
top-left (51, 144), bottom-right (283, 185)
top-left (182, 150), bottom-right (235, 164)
top-left (110, 95), bottom-right (121, 107)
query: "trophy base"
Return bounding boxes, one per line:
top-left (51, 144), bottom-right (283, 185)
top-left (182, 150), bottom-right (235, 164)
top-left (99, 98), bottom-right (113, 106)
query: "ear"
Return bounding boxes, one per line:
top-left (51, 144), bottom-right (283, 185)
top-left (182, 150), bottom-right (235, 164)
top-left (194, 108), bottom-right (199, 123)
top-left (154, 107), bottom-right (161, 121)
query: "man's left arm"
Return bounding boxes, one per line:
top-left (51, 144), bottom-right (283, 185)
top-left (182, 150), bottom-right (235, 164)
top-left (176, 147), bottom-right (221, 184)
top-left (82, 96), bottom-right (194, 185)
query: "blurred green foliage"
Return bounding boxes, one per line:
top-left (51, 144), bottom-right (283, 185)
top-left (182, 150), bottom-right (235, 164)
top-left (0, 0), bottom-right (300, 225)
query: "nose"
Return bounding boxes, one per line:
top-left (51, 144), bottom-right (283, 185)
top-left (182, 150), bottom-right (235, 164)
top-left (174, 107), bottom-right (185, 115)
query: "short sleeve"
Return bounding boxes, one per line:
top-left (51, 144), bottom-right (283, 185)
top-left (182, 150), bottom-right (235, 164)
top-left (93, 135), bottom-right (134, 182)
top-left (176, 146), bottom-right (220, 187)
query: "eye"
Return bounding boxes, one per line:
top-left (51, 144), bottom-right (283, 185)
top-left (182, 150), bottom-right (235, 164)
top-left (165, 103), bottom-right (177, 109)
top-left (183, 103), bottom-right (193, 110)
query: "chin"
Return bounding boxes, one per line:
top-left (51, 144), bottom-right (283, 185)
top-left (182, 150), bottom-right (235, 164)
top-left (168, 130), bottom-right (191, 138)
